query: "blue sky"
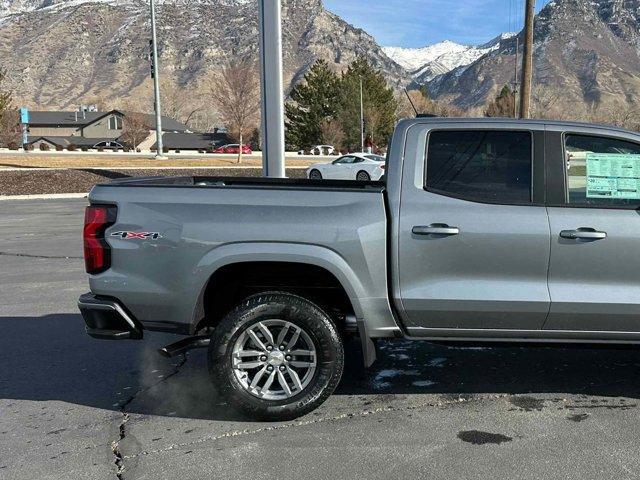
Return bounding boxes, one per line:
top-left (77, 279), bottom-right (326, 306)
top-left (323, 0), bottom-right (552, 48)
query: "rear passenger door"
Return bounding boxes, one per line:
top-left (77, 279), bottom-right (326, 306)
top-left (397, 126), bottom-right (550, 334)
top-left (545, 130), bottom-right (640, 333)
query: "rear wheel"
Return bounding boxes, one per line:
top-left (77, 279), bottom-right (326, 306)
top-left (356, 170), bottom-right (371, 181)
top-left (209, 292), bottom-right (344, 421)
top-left (309, 169), bottom-right (323, 180)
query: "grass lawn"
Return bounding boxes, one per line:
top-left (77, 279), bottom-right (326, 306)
top-left (0, 153), bottom-right (319, 169)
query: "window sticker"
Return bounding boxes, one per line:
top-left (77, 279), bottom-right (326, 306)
top-left (586, 153), bottom-right (640, 199)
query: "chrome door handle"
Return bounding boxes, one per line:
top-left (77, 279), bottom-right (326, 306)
top-left (560, 228), bottom-right (607, 240)
top-left (412, 224), bottom-right (460, 236)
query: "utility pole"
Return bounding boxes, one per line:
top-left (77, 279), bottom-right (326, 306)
top-left (359, 76), bottom-right (365, 152)
top-left (513, 36), bottom-right (519, 118)
top-left (519, 0), bottom-right (535, 119)
top-left (258, 0), bottom-right (286, 178)
top-left (149, 0), bottom-right (164, 158)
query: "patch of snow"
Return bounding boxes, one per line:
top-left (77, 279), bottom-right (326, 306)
top-left (412, 380), bottom-right (436, 387)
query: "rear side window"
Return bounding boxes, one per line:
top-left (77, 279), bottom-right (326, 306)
top-left (565, 134), bottom-right (640, 207)
top-left (426, 130), bottom-right (533, 204)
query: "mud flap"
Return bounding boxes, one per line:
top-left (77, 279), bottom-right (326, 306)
top-left (357, 318), bottom-right (377, 368)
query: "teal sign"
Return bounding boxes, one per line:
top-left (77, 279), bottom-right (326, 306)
top-left (586, 153), bottom-right (640, 199)
top-left (20, 107), bottom-right (29, 124)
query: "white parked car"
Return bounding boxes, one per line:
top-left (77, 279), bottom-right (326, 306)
top-left (310, 145), bottom-right (335, 155)
top-left (307, 153), bottom-right (386, 181)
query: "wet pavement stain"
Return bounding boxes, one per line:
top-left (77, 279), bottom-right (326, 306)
top-left (509, 396), bottom-right (545, 412)
top-left (567, 413), bottom-right (589, 422)
top-left (458, 430), bottom-right (513, 445)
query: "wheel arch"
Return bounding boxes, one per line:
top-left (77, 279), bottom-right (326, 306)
top-left (189, 242), bottom-right (367, 334)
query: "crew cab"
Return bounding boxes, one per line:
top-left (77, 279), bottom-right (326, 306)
top-left (79, 118), bottom-right (640, 420)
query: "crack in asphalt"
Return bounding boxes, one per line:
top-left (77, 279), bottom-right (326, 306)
top-left (0, 251), bottom-right (83, 260)
top-left (123, 393), bottom-right (510, 460)
top-left (111, 354), bottom-right (188, 480)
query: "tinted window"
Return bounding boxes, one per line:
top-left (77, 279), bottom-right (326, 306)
top-left (426, 130), bottom-right (532, 204)
top-left (565, 134), bottom-right (640, 206)
top-left (333, 156), bottom-right (355, 164)
top-left (365, 155), bottom-right (385, 162)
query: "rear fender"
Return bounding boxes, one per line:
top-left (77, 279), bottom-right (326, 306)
top-left (189, 242), bottom-right (368, 330)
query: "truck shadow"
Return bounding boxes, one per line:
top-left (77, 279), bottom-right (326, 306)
top-left (2, 313), bottom-right (640, 422)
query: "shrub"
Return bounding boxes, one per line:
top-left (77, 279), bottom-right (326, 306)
top-left (39, 143), bottom-right (50, 151)
top-left (81, 146), bottom-right (89, 152)
top-left (97, 147), bottom-right (104, 152)
top-left (7, 141), bottom-right (18, 150)
top-left (123, 147), bottom-right (130, 153)
top-left (67, 144), bottom-right (77, 151)
top-left (55, 145), bottom-right (64, 152)
top-left (175, 149), bottom-right (180, 154)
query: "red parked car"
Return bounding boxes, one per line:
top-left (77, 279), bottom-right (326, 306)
top-left (213, 144), bottom-right (253, 154)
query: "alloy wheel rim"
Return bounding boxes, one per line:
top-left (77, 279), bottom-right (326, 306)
top-left (231, 319), bottom-right (317, 400)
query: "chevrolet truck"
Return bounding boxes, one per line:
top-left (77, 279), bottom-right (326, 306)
top-left (79, 118), bottom-right (640, 420)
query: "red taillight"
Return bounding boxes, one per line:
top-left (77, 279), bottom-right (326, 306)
top-left (83, 205), bottom-right (116, 274)
top-left (381, 164), bottom-right (386, 170)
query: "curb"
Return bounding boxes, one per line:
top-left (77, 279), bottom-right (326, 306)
top-left (0, 193), bottom-right (88, 201)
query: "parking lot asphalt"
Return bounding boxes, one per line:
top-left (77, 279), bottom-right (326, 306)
top-left (2, 198), bottom-right (640, 480)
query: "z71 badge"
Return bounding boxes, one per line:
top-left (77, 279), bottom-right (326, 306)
top-left (111, 231), bottom-right (162, 240)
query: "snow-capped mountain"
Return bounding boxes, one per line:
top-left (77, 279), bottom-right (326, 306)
top-left (383, 34), bottom-right (515, 82)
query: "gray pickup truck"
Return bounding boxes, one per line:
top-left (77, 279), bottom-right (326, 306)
top-left (79, 117), bottom-right (640, 420)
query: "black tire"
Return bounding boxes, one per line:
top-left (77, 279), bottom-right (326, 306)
top-left (208, 292), bottom-right (344, 421)
top-left (309, 169), bottom-right (323, 180)
top-left (356, 170), bottom-right (371, 181)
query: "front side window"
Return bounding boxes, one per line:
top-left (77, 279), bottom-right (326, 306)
top-left (426, 130), bottom-right (532, 204)
top-left (566, 134), bottom-right (640, 207)
top-left (333, 156), bottom-right (354, 165)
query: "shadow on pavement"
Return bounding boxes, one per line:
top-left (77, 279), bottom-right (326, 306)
top-left (2, 313), bottom-right (640, 422)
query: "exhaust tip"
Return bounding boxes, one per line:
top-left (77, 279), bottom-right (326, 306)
top-left (158, 347), bottom-right (172, 358)
top-left (157, 336), bottom-right (210, 358)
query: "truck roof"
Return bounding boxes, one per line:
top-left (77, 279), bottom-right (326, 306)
top-left (400, 116), bottom-right (640, 138)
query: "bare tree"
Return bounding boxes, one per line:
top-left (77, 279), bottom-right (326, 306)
top-left (320, 118), bottom-right (344, 152)
top-left (120, 113), bottom-right (151, 150)
top-left (0, 110), bottom-right (20, 148)
top-left (0, 68), bottom-right (20, 148)
top-left (209, 60), bottom-right (260, 163)
top-left (396, 89), bottom-right (465, 120)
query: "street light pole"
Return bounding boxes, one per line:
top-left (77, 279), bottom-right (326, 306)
top-left (258, 0), bottom-right (286, 178)
top-left (359, 76), bottom-right (364, 153)
top-left (150, 0), bottom-right (164, 158)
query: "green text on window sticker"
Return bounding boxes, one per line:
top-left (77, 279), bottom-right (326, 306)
top-left (585, 153), bottom-right (640, 199)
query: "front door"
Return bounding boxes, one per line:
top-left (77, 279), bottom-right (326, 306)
top-left (545, 132), bottom-right (640, 332)
top-left (397, 128), bottom-right (551, 334)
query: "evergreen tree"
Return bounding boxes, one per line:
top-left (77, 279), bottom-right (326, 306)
top-left (285, 60), bottom-right (340, 150)
top-left (336, 58), bottom-right (397, 151)
top-left (485, 84), bottom-right (515, 118)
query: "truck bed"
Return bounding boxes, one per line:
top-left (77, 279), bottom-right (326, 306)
top-left (99, 175), bottom-right (386, 192)
top-left (87, 176), bottom-right (392, 337)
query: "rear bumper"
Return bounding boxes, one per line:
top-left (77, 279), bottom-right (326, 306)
top-left (78, 293), bottom-right (143, 340)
